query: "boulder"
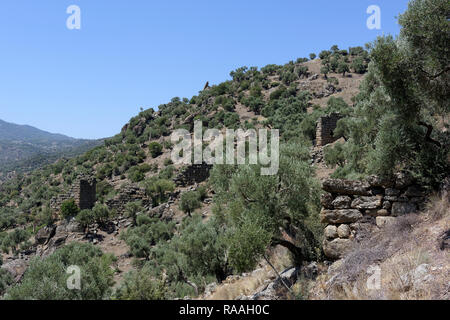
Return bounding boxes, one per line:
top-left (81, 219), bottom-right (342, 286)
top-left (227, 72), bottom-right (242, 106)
top-left (385, 188), bottom-right (401, 196)
top-left (392, 202), bottom-right (417, 216)
top-left (398, 264), bottom-right (433, 292)
top-left (278, 267), bottom-right (299, 287)
top-left (1, 259), bottom-right (28, 282)
top-left (321, 209), bottom-right (363, 224)
top-left (324, 225), bottom-right (338, 239)
top-left (351, 196), bottom-right (382, 210)
top-left (394, 172), bottom-right (414, 189)
top-left (337, 224), bottom-right (351, 238)
top-left (301, 262), bottom-right (318, 280)
top-left (382, 201), bottom-right (392, 210)
top-left (66, 221), bottom-right (84, 233)
top-left (404, 185), bottom-right (424, 197)
top-left (331, 196), bottom-right (352, 209)
top-left (376, 216), bottom-right (396, 227)
top-left (376, 209), bottom-right (389, 216)
top-left (323, 238), bottom-right (352, 260)
top-left (320, 192), bottom-right (334, 209)
top-left (249, 267), bottom-right (299, 300)
top-left (322, 179), bottom-right (371, 196)
top-left (35, 226), bottom-right (56, 245)
top-left (366, 175), bottom-right (394, 188)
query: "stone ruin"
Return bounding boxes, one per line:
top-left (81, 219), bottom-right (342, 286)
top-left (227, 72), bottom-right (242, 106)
top-left (315, 113), bottom-right (343, 147)
top-left (50, 175), bottom-right (97, 212)
top-left (320, 173), bottom-right (427, 260)
top-left (105, 184), bottom-right (152, 215)
top-left (173, 163), bottom-right (213, 187)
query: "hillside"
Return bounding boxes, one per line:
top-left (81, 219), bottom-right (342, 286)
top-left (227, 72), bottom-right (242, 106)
top-left (0, 0), bottom-right (448, 301)
top-left (0, 47), bottom-right (370, 297)
top-left (0, 119), bottom-right (102, 178)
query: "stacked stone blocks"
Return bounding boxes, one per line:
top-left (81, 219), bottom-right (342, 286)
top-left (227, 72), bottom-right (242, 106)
top-left (320, 173), bottom-right (426, 260)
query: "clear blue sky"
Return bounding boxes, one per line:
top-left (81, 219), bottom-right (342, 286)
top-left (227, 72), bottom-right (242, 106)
top-left (0, 0), bottom-right (409, 139)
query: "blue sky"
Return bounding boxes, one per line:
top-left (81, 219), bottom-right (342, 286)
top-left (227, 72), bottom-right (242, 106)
top-left (0, 0), bottom-right (409, 139)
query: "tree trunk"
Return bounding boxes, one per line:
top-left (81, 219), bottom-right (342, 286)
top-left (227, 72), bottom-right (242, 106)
top-left (271, 237), bottom-right (305, 266)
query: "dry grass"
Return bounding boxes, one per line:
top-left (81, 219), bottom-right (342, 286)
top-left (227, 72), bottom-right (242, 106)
top-left (204, 246), bottom-right (292, 300)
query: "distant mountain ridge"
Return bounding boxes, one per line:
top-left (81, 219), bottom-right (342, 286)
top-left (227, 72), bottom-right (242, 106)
top-left (0, 119), bottom-right (103, 176)
top-left (0, 119), bottom-right (76, 143)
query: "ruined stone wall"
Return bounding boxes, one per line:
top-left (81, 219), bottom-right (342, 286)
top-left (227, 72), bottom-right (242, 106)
top-left (315, 113), bottom-right (342, 147)
top-left (50, 176), bottom-right (96, 212)
top-left (320, 173), bottom-right (426, 260)
top-left (76, 177), bottom-right (97, 210)
top-left (173, 163), bottom-right (213, 187)
top-left (105, 184), bottom-right (152, 215)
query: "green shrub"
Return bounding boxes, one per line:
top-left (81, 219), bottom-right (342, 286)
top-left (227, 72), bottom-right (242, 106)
top-left (115, 267), bottom-right (167, 300)
top-left (179, 191), bottom-right (202, 216)
top-left (4, 242), bottom-right (115, 300)
top-left (0, 268), bottom-right (13, 297)
top-left (124, 201), bottom-right (143, 225)
top-left (143, 178), bottom-right (175, 206)
top-left (148, 142), bottom-right (163, 158)
top-left (60, 199), bottom-right (79, 219)
top-left (92, 204), bottom-right (111, 225)
top-left (337, 62), bottom-right (350, 76)
top-left (76, 210), bottom-right (95, 231)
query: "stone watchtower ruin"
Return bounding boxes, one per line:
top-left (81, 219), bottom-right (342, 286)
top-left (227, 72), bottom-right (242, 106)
top-left (50, 175), bottom-right (97, 212)
top-left (315, 113), bottom-right (343, 147)
top-left (75, 176), bottom-right (97, 210)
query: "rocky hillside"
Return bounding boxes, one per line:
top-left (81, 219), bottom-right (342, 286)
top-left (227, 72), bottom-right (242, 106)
top-left (0, 0), bottom-right (448, 300)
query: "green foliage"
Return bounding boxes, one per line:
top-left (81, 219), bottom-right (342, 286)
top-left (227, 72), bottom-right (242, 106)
top-left (320, 66), bottom-right (329, 78)
top-left (337, 62), bottom-right (349, 76)
top-left (324, 143), bottom-right (346, 168)
top-left (148, 142), bottom-right (163, 158)
top-left (60, 199), bottom-right (79, 219)
top-left (143, 178), bottom-right (175, 206)
top-left (0, 268), bottom-right (13, 297)
top-left (141, 215), bottom-right (230, 297)
top-left (1, 229), bottom-right (31, 254)
top-left (4, 242), bottom-right (115, 300)
top-left (179, 191), bottom-right (202, 216)
top-left (120, 216), bottom-right (175, 259)
top-left (325, 0), bottom-right (450, 188)
top-left (319, 50), bottom-right (331, 60)
top-left (309, 53), bottom-right (316, 60)
top-left (241, 96), bottom-right (265, 114)
top-left (128, 163), bottom-right (152, 182)
top-left (76, 209), bottom-right (95, 231)
top-left (96, 181), bottom-right (114, 203)
top-left (0, 208), bottom-right (17, 231)
top-left (91, 203), bottom-right (111, 225)
top-left (351, 57), bottom-right (367, 74)
top-left (124, 201), bottom-right (143, 225)
top-left (115, 267), bottom-right (167, 300)
top-left (210, 140), bottom-right (322, 270)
